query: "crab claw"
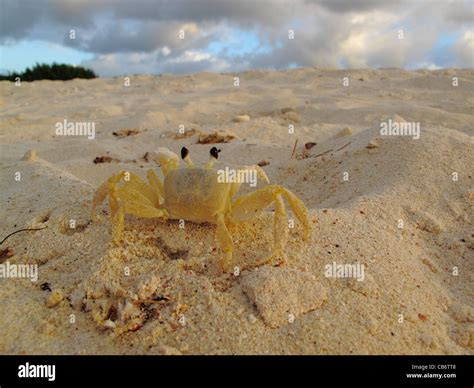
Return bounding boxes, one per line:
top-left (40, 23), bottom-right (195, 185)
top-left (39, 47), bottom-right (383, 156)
top-left (149, 147), bottom-right (180, 176)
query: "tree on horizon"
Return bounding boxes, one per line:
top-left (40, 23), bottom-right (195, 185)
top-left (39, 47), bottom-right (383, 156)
top-left (0, 62), bottom-right (97, 82)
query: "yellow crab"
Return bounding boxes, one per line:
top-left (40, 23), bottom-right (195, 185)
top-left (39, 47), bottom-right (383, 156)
top-left (91, 147), bottom-right (311, 272)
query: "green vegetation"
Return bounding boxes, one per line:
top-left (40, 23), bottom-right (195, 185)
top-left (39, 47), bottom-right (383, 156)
top-left (0, 63), bottom-right (97, 81)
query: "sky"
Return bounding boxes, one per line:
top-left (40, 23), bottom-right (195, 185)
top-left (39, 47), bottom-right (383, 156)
top-left (0, 0), bottom-right (472, 77)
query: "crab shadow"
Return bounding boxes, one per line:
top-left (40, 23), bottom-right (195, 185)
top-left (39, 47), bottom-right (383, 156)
top-left (120, 213), bottom-right (283, 274)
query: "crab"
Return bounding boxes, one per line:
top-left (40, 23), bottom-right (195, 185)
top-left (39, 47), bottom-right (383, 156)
top-left (91, 146), bottom-right (311, 272)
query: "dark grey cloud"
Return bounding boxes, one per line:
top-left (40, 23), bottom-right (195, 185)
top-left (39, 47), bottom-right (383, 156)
top-left (0, 0), bottom-right (102, 41)
top-left (444, 0), bottom-right (474, 25)
top-left (0, 0), bottom-right (295, 42)
top-left (314, 0), bottom-right (405, 13)
top-left (67, 21), bottom-right (179, 54)
top-left (0, 0), bottom-right (45, 40)
top-left (112, 0), bottom-right (291, 25)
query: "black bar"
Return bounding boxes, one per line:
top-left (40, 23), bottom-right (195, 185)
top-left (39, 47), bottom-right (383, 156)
top-left (0, 356), bottom-right (470, 386)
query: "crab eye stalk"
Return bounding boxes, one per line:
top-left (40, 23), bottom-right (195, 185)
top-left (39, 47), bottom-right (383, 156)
top-left (210, 147), bottom-right (221, 159)
top-left (181, 147), bottom-right (190, 160)
top-left (205, 147), bottom-right (221, 169)
top-left (180, 146), bottom-right (194, 167)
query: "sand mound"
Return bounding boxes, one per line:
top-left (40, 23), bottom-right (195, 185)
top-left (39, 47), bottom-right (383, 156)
top-left (241, 266), bottom-right (327, 328)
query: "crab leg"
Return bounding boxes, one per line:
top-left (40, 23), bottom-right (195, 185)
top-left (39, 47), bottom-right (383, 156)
top-left (272, 194), bottom-right (288, 257)
top-left (123, 202), bottom-right (168, 219)
top-left (147, 169), bottom-right (164, 205)
top-left (108, 200), bottom-right (168, 243)
top-left (91, 170), bottom-right (167, 242)
top-left (111, 181), bottom-right (167, 240)
top-left (279, 187), bottom-right (311, 240)
top-left (229, 185), bottom-right (311, 266)
top-left (215, 213), bottom-right (234, 272)
top-left (125, 172), bottom-right (161, 207)
top-left (112, 204), bottom-right (125, 243)
top-left (91, 172), bottom-right (125, 220)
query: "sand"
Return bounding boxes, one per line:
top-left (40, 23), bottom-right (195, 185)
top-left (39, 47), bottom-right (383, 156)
top-left (0, 68), bottom-right (473, 355)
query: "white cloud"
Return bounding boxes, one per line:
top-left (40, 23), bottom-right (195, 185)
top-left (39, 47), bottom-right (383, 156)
top-left (81, 48), bottom-right (230, 75)
top-left (169, 50), bottom-right (211, 63)
top-left (452, 30), bottom-right (474, 68)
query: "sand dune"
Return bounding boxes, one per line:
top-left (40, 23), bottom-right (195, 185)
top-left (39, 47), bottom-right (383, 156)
top-left (0, 68), bottom-right (472, 354)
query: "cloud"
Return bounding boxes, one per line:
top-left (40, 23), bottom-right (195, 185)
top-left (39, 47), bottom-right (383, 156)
top-left (81, 47), bottom-right (230, 75)
top-left (444, 0), bottom-right (474, 25)
top-left (68, 21), bottom-right (183, 54)
top-left (314, 0), bottom-right (406, 13)
top-left (452, 30), bottom-right (474, 67)
top-left (0, 0), bottom-right (45, 40)
top-left (0, 0), bottom-right (472, 76)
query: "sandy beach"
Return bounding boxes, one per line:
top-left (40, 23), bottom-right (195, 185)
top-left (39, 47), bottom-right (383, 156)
top-left (0, 68), bottom-right (473, 355)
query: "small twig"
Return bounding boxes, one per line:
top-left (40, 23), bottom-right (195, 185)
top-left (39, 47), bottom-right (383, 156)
top-left (290, 138), bottom-right (299, 159)
top-left (139, 296), bottom-right (172, 305)
top-left (312, 149), bottom-right (333, 158)
top-left (335, 141), bottom-right (352, 152)
top-left (0, 226), bottom-right (48, 245)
